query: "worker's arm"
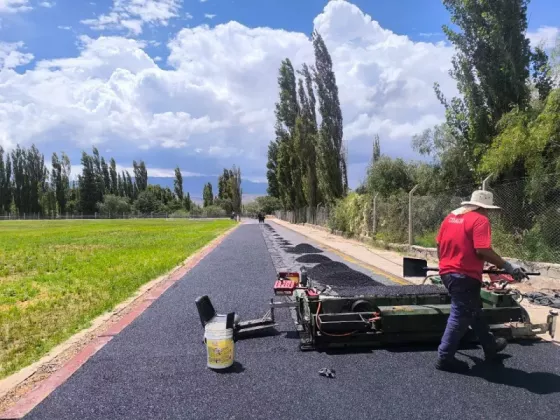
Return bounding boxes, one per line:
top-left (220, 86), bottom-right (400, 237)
top-left (475, 248), bottom-right (507, 268)
top-left (473, 215), bottom-right (525, 278)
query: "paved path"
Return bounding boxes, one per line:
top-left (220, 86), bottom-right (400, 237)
top-left (25, 223), bottom-right (560, 420)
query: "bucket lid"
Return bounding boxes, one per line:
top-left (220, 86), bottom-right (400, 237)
top-left (205, 319), bottom-right (228, 332)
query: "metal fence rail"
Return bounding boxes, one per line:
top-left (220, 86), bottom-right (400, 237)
top-left (0, 213), bottom-right (232, 221)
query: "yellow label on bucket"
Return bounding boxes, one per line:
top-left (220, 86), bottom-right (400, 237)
top-left (207, 338), bottom-right (234, 368)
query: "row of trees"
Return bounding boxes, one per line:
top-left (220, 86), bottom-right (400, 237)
top-left (323, 0), bottom-right (560, 260)
top-left (266, 31), bottom-right (347, 210)
top-left (361, 0), bottom-right (559, 199)
top-left (201, 167), bottom-right (242, 214)
top-left (0, 144), bottom-right (243, 217)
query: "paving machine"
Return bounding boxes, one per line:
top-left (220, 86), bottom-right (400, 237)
top-left (195, 259), bottom-right (557, 350)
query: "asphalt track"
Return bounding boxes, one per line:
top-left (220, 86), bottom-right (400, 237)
top-left (25, 222), bottom-right (560, 420)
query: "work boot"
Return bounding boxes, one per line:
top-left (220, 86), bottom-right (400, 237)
top-left (435, 358), bottom-right (470, 373)
top-left (484, 337), bottom-right (508, 361)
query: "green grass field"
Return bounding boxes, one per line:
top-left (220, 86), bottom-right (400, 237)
top-left (0, 219), bottom-right (235, 379)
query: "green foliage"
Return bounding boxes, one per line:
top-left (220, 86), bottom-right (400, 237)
top-left (229, 165), bottom-right (242, 213)
top-left (184, 192), bottom-right (192, 211)
top-left (366, 156), bottom-right (415, 197)
top-left (0, 146), bottom-right (12, 214)
top-left (266, 34), bottom-right (343, 209)
top-left (174, 167), bottom-right (183, 201)
top-left (437, 0), bottom-right (533, 172)
top-left (480, 89), bottom-right (560, 178)
top-left (97, 194), bottom-right (131, 217)
top-left (266, 140), bottom-right (280, 198)
top-left (531, 46), bottom-right (553, 102)
top-left (202, 182), bottom-right (214, 207)
top-left (328, 193), bottom-right (372, 237)
top-left (200, 205), bottom-right (227, 218)
top-left (254, 195), bottom-right (282, 215)
top-left (133, 160), bottom-right (148, 193)
top-left (134, 189), bottom-right (165, 214)
top-left (313, 31), bottom-right (346, 201)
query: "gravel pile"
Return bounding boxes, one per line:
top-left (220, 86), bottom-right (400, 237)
top-left (296, 254), bottom-right (332, 263)
top-left (318, 270), bottom-right (382, 287)
top-left (284, 243), bottom-right (324, 254)
top-left (308, 261), bottom-right (350, 278)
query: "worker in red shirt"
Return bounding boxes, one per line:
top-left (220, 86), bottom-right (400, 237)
top-left (435, 190), bottom-right (527, 373)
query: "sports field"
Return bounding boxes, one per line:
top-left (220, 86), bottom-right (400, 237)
top-left (0, 219), bottom-right (235, 379)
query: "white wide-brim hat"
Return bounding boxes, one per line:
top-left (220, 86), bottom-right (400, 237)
top-left (461, 190), bottom-right (501, 210)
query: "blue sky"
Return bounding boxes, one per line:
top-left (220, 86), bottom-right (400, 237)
top-left (0, 0), bottom-right (558, 187)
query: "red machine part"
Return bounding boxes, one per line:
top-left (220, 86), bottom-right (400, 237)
top-left (485, 265), bottom-right (516, 290)
top-left (274, 279), bottom-right (296, 295)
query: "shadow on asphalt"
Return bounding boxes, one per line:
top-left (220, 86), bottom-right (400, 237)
top-left (459, 353), bottom-right (560, 395)
top-left (214, 361), bottom-right (245, 374)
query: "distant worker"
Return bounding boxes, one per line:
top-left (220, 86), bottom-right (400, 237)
top-left (435, 190), bottom-right (527, 373)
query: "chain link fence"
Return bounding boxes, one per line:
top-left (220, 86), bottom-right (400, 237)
top-left (274, 176), bottom-right (560, 264)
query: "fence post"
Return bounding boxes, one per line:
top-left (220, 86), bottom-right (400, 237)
top-left (372, 193), bottom-right (378, 235)
top-left (408, 185), bottom-right (419, 246)
top-left (482, 174), bottom-right (492, 191)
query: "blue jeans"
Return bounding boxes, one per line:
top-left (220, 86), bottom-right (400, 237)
top-left (438, 273), bottom-right (496, 360)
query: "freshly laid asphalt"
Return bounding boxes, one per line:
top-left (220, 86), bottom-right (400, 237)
top-left (26, 222), bottom-right (560, 420)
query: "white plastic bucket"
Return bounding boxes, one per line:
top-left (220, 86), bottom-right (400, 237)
top-left (204, 322), bottom-right (235, 369)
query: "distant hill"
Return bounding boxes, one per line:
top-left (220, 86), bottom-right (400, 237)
top-left (148, 176), bottom-right (268, 204)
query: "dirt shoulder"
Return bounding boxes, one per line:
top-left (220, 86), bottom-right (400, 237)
top-left (269, 218), bottom-right (559, 343)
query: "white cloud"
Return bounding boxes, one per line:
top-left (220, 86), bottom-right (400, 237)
top-left (0, 41), bottom-right (33, 69)
top-left (200, 0), bottom-right (208, 2)
top-left (204, 13), bottom-right (215, 19)
top-left (0, 0), bottom-right (458, 185)
top-left (39, 1), bottom-right (55, 8)
top-left (81, 0), bottom-right (181, 35)
top-left (527, 26), bottom-right (559, 49)
top-left (0, 0), bottom-right (31, 13)
top-left (57, 25), bottom-right (71, 30)
top-left (185, 12), bottom-right (192, 19)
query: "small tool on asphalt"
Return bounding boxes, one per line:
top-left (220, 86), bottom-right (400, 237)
top-left (319, 368), bottom-right (336, 378)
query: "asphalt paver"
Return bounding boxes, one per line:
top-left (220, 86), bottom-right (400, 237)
top-left (25, 223), bottom-right (560, 420)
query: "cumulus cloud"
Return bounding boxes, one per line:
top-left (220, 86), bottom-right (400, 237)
top-left (204, 13), bottom-right (215, 19)
top-left (0, 0), bottom-right (459, 185)
top-left (0, 41), bottom-right (33, 69)
top-left (39, 1), bottom-right (55, 8)
top-left (81, 0), bottom-right (181, 35)
top-left (527, 26), bottom-right (559, 49)
top-left (0, 0), bottom-right (31, 13)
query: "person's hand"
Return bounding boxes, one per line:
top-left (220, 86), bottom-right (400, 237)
top-left (503, 261), bottom-right (529, 281)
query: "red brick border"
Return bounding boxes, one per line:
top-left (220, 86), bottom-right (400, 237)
top-left (0, 225), bottom-right (237, 420)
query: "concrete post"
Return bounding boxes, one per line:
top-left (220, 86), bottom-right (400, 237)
top-left (482, 174), bottom-right (492, 191)
top-left (408, 185), bottom-right (419, 246)
top-left (372, 193), bottom-right (379, 235)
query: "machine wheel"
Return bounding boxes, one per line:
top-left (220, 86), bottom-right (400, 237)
top-left (351, 300), bottom-right (375, 313)
top-left (520, 306), bottom-right (531, 323)
top-left (510, 289), bottom-right (523, 304)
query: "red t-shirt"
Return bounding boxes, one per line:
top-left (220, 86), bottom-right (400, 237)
top-left (435, 211), bottom-right (492, 281)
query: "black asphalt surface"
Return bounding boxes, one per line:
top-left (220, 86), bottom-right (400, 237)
top-left (26, 222), bottom-right (560, 420)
